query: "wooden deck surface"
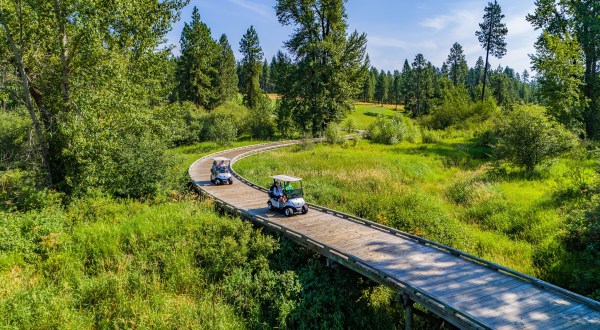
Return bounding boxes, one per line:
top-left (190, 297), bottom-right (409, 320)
top-left (189, 141), bottom-right (600, 329)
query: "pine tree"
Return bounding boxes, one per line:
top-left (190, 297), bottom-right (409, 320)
top-left (446, 42), bottom-right (468, 87)
top-left (239, 26), bottom-right (263, 109)
top-left (375, 70), bottom-right (388, 105)
top-left (260, 59), bottom-right (270, 92)
top-left (476, 0), bottom-right (508, 102)
top-left (216, 34), bottom-right (238, 104)
top-left (177, 7), bottom-right (220, 109)
top-left (407, 54), bottom-right (434, 117)
top-left (401, 59), bottom-right (412, 106)
top-left (392, 70), bottom-right (401, 109)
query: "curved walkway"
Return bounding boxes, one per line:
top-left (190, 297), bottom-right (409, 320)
top-left (189, 141), bottom-right (600, 330)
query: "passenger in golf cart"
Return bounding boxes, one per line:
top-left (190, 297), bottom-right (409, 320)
top-left (268, 175), bottom-right (308, 216)
top-left (210, 157), bottom-right (233, 185)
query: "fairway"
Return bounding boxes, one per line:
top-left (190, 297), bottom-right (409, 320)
top-left (347, 103), bottom-right (402, 129)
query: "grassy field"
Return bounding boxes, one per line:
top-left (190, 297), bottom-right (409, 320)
top-left (0, 141), bottom-right (415, 328)
top-left (347, 103), bottom-right (402, 129)
top-left (233, 138), bottom-right (598, 282)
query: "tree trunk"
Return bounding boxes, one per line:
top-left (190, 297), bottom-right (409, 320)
top-left (481, 22), bottom-right (492, 102)
top-left (54, 0), bottom-right (72, 113)
top-left (0, 10), bottom-right (53, 185)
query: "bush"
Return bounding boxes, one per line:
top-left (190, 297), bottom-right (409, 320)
top-left (493, 104), bottom-right (578, 172)
top-left (64, 108), bottom-right (173, 199)
top-left (342, 117), bottom-right (356, 132)
top-left (421, 129), bottom-right (443, 144)
top-left (151, 102), bottom-right (204, 147)
top-left (368, 114), bottom-right (420, 145)
top-left (423, 89), bottom-right (499, 130)
top-left (247, 95), bottom-right (276, 140)
top-left (325, 123), bottom-right (344, 145)
top-left (0, 170), bottom-right (63, 211)
top-left (0, 109), bottom-right (31, 170)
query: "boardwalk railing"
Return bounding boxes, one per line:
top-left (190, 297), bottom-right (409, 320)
top-left (189, 141), bottom-right (600, 329)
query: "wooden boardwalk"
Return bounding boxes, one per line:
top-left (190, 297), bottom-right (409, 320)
top-left (189, 141), bottom-right (600, 329)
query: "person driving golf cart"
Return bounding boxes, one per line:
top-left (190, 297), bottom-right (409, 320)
top-left (267, 175), bottom-right (308, 216)
top-left (210, 157), bottom-right (233, 185)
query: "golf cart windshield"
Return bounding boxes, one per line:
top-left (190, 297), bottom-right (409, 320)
top-left (216, 166), bottom-right (229, 173)
top-left (285, 188), bottom-right (304, 199)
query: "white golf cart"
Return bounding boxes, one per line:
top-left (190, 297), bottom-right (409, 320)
top-left (267, 175), bottom-right (308, 216)
top-left (210, 157), bottom-right (233, 185)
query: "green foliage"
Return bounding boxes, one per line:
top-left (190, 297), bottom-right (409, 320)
top-left (176, 7), bottom-right (222, 109)
top-left (446, 42), bottom-right (468, 87)
top-left (531, 32), bottom-right (585, 129)
top-left (239, 26), bottom-right (264, 110)
top-left (217, 34), bottom-right (239, 104)
top-left (424, 88), bottom-right (500, 130)
top-left (246, 95), bottom-right (276, 140)
top-left (342, 117), bottom-right (357, 132)
top-left (0, 109), bottom-right (30, 170)
top-left (406, 54), bottom-right (434, 117)
top-left (275, 0), bottom-right (368, 136)
top-left (368, 114), bottom-right (420, 145)
top-left (375, 69), bottom-right (388, 104)
top-left (493, 104), bottom-right (578, 172)
top-left (476, 0), bottom-right (508, 101)
top-left (420, 129), bottom-right (443, 144)
top-left (325, 123), bottom-right (344, 145)
top-left (0, 170), bottom-right (63, 212)
top-left (0, 197), bottom-right (279, 328)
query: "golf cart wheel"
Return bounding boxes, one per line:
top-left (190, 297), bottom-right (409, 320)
top-left (267, 201), bottom-right (273, 210)
top-left (228, 179), bottom-right (233, 185)
top-left (284, 207), bottom-right (294, 217)
top-left (214, 179), bottom-right (221, 185)
top-left (301, 205), bottom-right (308, 214)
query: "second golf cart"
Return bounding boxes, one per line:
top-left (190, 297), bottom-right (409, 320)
top-left (267, 175), bottom-right (308, 216)
top-left (210, 157), bottom-right (233, 185)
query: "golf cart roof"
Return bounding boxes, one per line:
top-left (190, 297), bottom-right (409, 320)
top-left (213, 157), bottom-right (230, 162)
top-left (270, 175), bottom-right (302, 182)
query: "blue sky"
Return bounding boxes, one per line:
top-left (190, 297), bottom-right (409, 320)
top-left (165, 0), bottom-right (538, 75)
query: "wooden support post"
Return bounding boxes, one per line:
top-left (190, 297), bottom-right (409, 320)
top-left (402, 294), bottom-right (414, 330)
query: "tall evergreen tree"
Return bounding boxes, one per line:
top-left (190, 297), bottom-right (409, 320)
top-left (446, 42), bottom-right (468, 87)
top-left (401, 59), bottom-right (412, 106)
top-left (216, 34), bottom-right (238, 104)
top-left (375, 69), bottom-right (388, 105)
top-left (275, 0), bottom-right (368, 135)
top-left (177, 7), bottom-right (220, 109)
top-left (260, 59), bottom-right (271, 92)
top-left (407, 54), bottom-right (434, 117)
top-left (476, 0), bottom-right (508, 102)
top-left (239, 26), bottom-right (263, 109)
top-left (392, 70), bottom-right (401, 109)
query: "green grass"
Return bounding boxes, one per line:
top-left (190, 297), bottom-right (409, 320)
top-left (234, 138), bottom-right (598, 280)
top-left (346, 103), bottom-right (401, 129)
top-left (0, 140), bottom-right (412, 328)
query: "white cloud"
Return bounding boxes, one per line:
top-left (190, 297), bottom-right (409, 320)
top-left (226, 0), bottom-right (272, 18)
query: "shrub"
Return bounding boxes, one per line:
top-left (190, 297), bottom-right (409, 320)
top-left (421, 129), bottom-right (443, 144)
top-left (493, 104), bottom-right (578, 172)
top-left (0, 109), bottom-right (31, 170)
top-left (423, 90), bottom-right (500, 130)
top-left (151, 101), bottom-right (204, 147)
top-left (0, 170), bottom-right (63, 211)
top-left (325, 123), bottom-right (344, 145)
top-left (368, 114), bottom-right (420, 145)
top-left (247, 95), bottom-right (276, 140)
top-left (342, 117), bottom-right (356, 132)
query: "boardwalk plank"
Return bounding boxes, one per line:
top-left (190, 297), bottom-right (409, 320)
top-left (189, 142), bottom-right (600, 330)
